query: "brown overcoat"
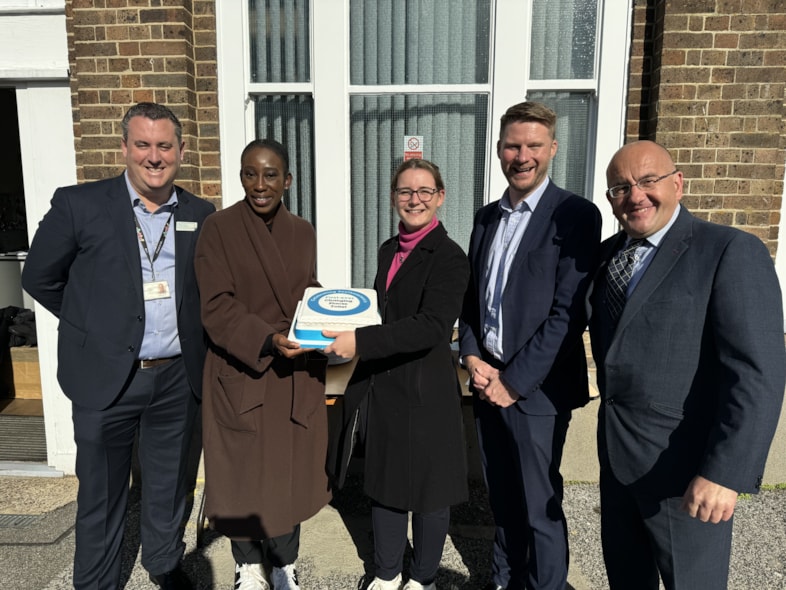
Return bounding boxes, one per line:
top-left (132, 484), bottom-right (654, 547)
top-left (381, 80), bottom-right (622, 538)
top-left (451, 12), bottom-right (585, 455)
top-left (194, 200), bottom-right (330, 540)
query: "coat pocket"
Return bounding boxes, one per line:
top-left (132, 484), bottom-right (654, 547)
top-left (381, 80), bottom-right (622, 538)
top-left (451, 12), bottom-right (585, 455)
top-left (213, 370), bottom-right (267, 433)
top-left (649, 401), bottom-right (684, 420)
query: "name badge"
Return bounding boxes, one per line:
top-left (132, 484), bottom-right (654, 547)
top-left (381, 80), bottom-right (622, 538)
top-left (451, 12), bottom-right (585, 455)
top-left (176, 221), bottom-right (197, 231)
top-left (143, 280), bottom-right (171, 301)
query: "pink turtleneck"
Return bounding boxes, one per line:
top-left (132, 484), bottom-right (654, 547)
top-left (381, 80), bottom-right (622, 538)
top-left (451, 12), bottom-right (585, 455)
top-left (386, 216), bottom-right (439, 290)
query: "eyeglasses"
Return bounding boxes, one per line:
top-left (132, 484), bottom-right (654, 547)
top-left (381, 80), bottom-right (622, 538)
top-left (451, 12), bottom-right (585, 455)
top-left (606, 170), bottom-right (678, 199)
top-left (394, 187), bottom-right (440, 202)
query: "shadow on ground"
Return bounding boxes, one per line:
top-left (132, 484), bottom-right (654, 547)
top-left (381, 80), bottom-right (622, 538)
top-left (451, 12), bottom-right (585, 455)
top-left (329, 470), bottom-right (581, 590)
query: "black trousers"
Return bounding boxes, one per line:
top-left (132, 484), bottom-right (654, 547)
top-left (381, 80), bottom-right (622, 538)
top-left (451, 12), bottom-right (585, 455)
top-left (372, 502), bottom-right (450, 584)
top-left (71, 358), bottom-right (197, 590)
top-left (231, 524), bottom-right (301, 567)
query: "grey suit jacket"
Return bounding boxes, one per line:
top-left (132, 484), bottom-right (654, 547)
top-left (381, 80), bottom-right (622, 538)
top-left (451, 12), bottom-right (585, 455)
top-left (22, 174), bottom-right (215, 410)
top-left (588, 206), bottom-right (785, 495)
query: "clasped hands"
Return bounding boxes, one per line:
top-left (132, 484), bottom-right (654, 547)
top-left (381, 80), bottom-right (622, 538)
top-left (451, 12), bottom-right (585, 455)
top-left (465, 355), bottom-right (519, 408)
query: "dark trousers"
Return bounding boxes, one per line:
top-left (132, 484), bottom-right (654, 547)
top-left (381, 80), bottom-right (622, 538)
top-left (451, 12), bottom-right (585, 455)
top-left (600, 468), bottom-right (733, 590)
top-left (372, 502), bottom-right (450, 584)
top-left (71, 357), bottom-right (197, 590)
top-left (475, 398), bottom-right (571, 590)
top-left (231, 524), bottom-right (301, 567)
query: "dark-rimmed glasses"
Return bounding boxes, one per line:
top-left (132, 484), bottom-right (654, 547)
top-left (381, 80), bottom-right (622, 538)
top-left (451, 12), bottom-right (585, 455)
top-left (394, 187), bottom-right (440, 202)
top-left (606, 170), bottom-right (678, 199)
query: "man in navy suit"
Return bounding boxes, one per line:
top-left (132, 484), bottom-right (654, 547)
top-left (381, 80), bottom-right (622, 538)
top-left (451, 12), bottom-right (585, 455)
top-left (588, 140), bottom-right (785, 589)
top-left (459, 101), bottom-right (601, 590)
top-left (22, 103), bottom-right (215, 590)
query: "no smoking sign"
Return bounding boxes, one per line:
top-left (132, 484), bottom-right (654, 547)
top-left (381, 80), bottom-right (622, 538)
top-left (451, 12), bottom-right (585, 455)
top-left (403, 135), bottom-right (424, 161)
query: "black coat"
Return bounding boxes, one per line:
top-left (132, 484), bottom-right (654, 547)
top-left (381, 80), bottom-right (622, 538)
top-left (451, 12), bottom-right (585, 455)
top-left (328, 222), bottom-right (470, 513)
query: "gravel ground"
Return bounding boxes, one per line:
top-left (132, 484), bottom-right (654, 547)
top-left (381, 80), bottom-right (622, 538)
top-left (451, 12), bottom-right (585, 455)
top-left (29, 474), bottom-right (786, 589)
top-left (277, 475), bottom-right (786, 590)
top-left (322, 477), bottom-right (786, 590)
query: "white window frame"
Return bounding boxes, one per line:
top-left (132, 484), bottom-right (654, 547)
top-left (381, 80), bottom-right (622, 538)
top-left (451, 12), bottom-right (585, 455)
top-left (216, 0), bottom-right (632, 287)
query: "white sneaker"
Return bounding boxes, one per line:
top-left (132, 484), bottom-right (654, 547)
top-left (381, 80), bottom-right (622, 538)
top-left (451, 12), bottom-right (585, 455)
top-left (367, 573), bottom-right (403, 590)
top-left (271, 563), bottom-right (301, 590)
top-left (235, 562), bottom-right (271, 590)
top-left (402, 580), bottom-right (436, 590)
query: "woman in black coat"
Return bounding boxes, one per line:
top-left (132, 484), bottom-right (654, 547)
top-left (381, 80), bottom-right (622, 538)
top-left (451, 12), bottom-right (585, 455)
top-left (325, 159), bottom-right (470, 590)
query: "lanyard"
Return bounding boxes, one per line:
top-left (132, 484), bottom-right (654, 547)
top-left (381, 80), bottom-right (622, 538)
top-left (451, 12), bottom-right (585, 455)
top-left (134, 210), bottom-right (174, 280)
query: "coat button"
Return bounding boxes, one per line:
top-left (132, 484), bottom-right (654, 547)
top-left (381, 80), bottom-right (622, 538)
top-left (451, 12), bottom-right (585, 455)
top-left (605, 398), bottom-right (615, 406)
top-left (128, 346), bottom-right (135, 352)
top-left (137, 315), bottom-right (143, 321)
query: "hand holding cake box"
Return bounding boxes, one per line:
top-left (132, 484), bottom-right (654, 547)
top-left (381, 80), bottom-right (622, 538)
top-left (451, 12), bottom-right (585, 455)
top-left (288, 287), bottom-right (381, 351)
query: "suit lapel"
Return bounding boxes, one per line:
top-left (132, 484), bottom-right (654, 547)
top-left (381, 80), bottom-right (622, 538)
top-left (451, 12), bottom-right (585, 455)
top-left (498, 183), bottom-right (564, 304)
top-left (376, 239), bottom-right (396, 293)
top-left (615, 207), bottom-right (692, 332)
top-left (173, 187), bottom-right (198, 310)
top-left (104, 175), bottom-right (144, 302)
top-left (505, 188), bottom-right (556, 285)
top-left (476, 205), bottom-right (501, 268)
top-left (372, 239), bottom-right (395, 316)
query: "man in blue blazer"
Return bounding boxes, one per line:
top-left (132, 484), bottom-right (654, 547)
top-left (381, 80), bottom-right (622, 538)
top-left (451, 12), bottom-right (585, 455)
top-left (459, 102), bottom-right (601, 590)
top-left (22, 103), bottom-right (215, 590)
top-left (588, 140), bottom-right (785, 589)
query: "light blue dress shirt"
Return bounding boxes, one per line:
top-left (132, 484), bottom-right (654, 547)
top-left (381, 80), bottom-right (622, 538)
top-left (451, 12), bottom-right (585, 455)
top-left (126, 173), bottom-right (181, 360)
top-left (481, 177), bottom-right (550, 360)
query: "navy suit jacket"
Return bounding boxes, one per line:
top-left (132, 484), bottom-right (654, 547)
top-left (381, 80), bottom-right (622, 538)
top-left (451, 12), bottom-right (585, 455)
top-left (588, 206), bottom-right (786, 495)
top-left (22, 174), bottom-right (215, 410)
top-left (459, 181), bottom-right (601, 415)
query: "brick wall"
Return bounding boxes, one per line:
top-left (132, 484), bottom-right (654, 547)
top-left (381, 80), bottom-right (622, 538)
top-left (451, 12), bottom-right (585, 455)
top-left (65, 0), bottom-right (221, 208)
top-left (627, 0), bottom-right (785, 256)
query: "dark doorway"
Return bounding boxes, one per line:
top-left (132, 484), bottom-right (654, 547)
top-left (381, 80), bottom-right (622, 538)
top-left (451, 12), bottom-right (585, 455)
top-left (0, 88), bottom-right (28, 253)
top-left (0, 87), bottom-right (45, 461)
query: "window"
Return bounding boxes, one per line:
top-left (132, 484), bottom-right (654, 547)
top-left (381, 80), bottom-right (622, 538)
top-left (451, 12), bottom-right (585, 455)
top-left (347, 0), bottom-right (490, 285)
top-left (349, 93), bottom-right (488, 284)
top-left (217, 0), bottom-right (632, 287)
top-left (251, 95), bottom-right (315, 220)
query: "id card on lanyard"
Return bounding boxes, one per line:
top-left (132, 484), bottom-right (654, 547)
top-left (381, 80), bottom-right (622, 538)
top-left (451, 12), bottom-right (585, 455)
top-left (134, 211), bottom-right (174, 301)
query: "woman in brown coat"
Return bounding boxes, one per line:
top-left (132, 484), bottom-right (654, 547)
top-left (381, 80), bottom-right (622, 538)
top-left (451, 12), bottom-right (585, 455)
top-left (325, 159), bottom-right (470, 590)
top-left (194, 139), bottom-right (330, 590)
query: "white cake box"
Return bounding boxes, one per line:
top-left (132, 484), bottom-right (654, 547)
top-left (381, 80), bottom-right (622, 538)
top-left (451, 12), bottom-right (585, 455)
top-left (288, 287), bottom-right (381, 348)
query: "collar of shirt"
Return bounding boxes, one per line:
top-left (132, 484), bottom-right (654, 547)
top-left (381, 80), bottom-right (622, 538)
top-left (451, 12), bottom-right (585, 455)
top-left (125, 171), bottom-right (179, 212)
top-left (624, 205), bottom-right (682, 298)
top-left (498, 176), bottom-right (550, 215)
top-left (627, 204), bottom-right (681, 249)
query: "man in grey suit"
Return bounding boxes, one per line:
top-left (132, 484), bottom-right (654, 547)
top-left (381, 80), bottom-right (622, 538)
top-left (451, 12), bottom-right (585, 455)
top-left (22, 103), bottom-right (215, 589)
top-left (588, 140), bottom-right (785, 589)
